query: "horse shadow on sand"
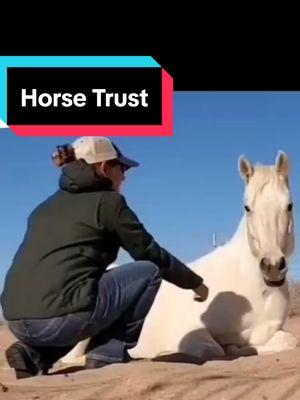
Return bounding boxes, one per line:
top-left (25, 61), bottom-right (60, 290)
top-left (152, 291), bottom-right (257, 365)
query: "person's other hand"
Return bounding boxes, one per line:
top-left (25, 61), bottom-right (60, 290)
top-left (193, 283), bottom-right (209, 302)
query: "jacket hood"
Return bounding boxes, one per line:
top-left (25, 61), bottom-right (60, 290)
top-left (59, 160), bottom-right (110, 193)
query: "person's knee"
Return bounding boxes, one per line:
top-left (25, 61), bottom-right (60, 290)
top-left (138, 261), bottom-right (162, 282)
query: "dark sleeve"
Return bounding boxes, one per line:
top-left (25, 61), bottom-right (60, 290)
top-left (101, 192), bottom-right (203, 289)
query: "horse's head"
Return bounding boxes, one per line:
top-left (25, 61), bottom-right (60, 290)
top-left (238, 151), bottom-right (295, 287)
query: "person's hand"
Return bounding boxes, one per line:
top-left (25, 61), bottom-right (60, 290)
top-left (193, 283), bottom-right (209, 302)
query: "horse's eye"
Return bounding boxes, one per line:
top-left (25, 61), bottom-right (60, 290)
top-left (287, 203), bottom-right (293, 212)
top-left (244, 205), bottom-right (251, 212)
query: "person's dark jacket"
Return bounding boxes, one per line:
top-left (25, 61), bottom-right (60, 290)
top-left (1, 160), bottom-right (203, 320)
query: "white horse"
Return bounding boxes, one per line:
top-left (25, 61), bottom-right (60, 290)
top-left (61, 152), bottom-right (297, 364)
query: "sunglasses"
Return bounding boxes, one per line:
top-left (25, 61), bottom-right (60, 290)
top-left (107, 159), bottom-right (128, 174)
top-left (114, 162), bottom-right (127, 174)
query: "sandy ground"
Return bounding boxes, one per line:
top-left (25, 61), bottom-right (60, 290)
top-left (0, 318), bottom-right (300, 400)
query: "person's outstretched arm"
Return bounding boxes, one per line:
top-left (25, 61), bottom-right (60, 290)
top-left (99, 192), bottom-right (204, 290)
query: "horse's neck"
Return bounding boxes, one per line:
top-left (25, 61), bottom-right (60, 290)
top-left (227, 215), bottom-right (259, 273)
top-left (191, 215), bottom-right (257, 275)
top-left (230, 215), bottom-right (249, 249)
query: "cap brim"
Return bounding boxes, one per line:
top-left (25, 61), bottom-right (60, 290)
top-left (117, 155), bottom-right (139, 169)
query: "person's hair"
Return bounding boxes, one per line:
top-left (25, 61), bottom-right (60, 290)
top-left (52, 143), bottom-right (120, 190)
top-left (51, 144), bottom-right (121, 169)
top-left (92, 159), bottom-right (122, 190)
top-left (52, 144), bottom-right (76, 167)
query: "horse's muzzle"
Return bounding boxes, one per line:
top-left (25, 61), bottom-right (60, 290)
top-left (260, 256), bottom-right (287, 287)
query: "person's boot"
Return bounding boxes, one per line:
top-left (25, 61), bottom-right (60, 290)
top-left (85, 357), bottom-right (110, 369)
top-left (5, 342), bottom-right (50, 379)
top-left (85, 348), bottom-right (133, 370)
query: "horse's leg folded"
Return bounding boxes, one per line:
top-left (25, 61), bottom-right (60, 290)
top-left (225, 330), bottom-right (298, 357)
top-left (223, 344), bottom-right (258, 357)
top-left (251, 330), bottom-right (298, 355)
top-left (178, 328), bottom-right (226, 362)
top-left (249, 320), bottom-right (283, 346)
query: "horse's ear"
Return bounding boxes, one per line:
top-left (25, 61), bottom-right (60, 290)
top-left (238, 155), bottom-right (254, 183)
top-left (276, 151), bottom-right (289, 179)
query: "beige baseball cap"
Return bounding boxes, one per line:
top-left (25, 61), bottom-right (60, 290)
top-left (72, 136), bottom-right (139, 169)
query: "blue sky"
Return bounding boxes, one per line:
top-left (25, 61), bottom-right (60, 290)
top-left (1, 92), bottom-right (300, 300)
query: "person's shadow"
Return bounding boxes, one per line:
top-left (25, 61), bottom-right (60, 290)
top-left (50, 365), bottom-right (86, 375)
top-left (153, 291), bottom-right (256, 365)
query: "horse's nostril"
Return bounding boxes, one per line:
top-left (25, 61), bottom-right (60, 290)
top-left (278, 257), bottom-right (286, 271)
top-left (260, 257), bottom-right (270, 270)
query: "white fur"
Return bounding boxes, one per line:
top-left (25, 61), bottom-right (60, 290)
top-left (61, 153), bottom-right (297, 364)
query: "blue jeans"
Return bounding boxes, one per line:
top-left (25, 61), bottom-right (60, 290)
top-left (8, 261), bottom-right (162, 364)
